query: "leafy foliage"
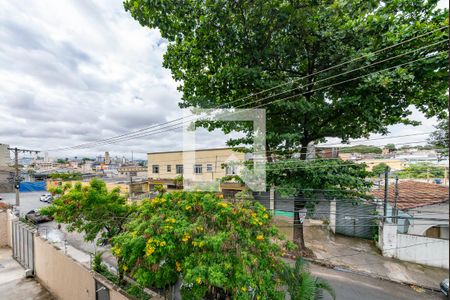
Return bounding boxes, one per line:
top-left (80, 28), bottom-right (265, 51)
top-left (279, 258), bottom-right (335, 300)
top-left (428, 119), bottom-right (449, 158)
top-left (339, 145), bottom-right (382, 154)
top-left (112, 191), bottom-right (288, 299)
top-left (397, 162), bottom-right (445, 179)
top-left (268, 159), bottom-right (371, 248)
top-left (124, 0), bottom-right (448, 154)
top-left (371, 163), bottom-right (390, 177)
top-left (42, 178), bottom-right (136, 243)
top-left (48, 172), bottom-right (82, 181)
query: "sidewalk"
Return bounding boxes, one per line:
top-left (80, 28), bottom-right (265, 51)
top-left (0, 247), bottom-right (53, 300)
top-left (304, 219), bottom-right (448, 291)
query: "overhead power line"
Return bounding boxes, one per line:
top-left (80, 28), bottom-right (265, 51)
top-left (44, 27), bottom-right (448, 152)
top-left (47, 49), bottom-right (448, 151)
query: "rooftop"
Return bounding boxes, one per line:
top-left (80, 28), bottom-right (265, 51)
top-left (370, 181), bottom-right (449, 210)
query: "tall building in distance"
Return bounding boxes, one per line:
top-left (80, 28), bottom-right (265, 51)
top-left (105, 151), bottom-right (111, 165)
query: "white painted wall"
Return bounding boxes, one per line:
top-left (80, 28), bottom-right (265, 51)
top-left (378, 222), bottom-right (449, 269)
top-left (395, 234), bottom-right (448, 269)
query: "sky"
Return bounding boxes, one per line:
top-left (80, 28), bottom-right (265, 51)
top-left (0, 0), bottom-right (448, 160)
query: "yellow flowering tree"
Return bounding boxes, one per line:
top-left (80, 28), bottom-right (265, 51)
top-left (112, 191), bottom-right (290, 299)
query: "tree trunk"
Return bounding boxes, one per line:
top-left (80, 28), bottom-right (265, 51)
top-left (293, 199), bottom-right (305, 250)
top-left (294, 142), bottom-right (309, 250)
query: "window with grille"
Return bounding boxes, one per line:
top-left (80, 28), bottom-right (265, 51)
top-left (152, 165), bottom-right (159, 173)
top-left (194, 164), bottom-right (202, 174)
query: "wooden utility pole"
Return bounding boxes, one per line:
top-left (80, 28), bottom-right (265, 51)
top-left (8, 147), bottom-right (39, 214)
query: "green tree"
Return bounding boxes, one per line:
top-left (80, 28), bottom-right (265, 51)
top-left (339, 145), bottom-right (382, 154)
top-left (112, 191), bottom-right (293, 299)
top-left (124, 0), bottom-right (447, 249)
top-left (268, 159), bottom-right (371, 249)
top-left (385, 144), bottom-right (396, 151)
top-left (372, 163), bottom-right (390, 177)
top-left (56, 158), bottom-right (66, 164)
top-left (397, 162), bottom-right (445, 179)
top-left (41, 178), bottom-right (136, 283)
top-left (428, 119), bottom-right (449, 159)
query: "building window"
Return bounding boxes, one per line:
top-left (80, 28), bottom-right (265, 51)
top-left (194, 164), bottom-right (202, 174)
top-left (152, 165), bottom-right (159, 173)
top-left (167, 165), bottom-right (171, 172)
top-left (176, 164), bottom-right (183, 174)
top-left (226, 165), bottom-right (237, 175)
top-left (206, 164), bottom-right (213, 172)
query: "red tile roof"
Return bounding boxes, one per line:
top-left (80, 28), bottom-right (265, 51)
top-left (370, 181), bottom-right (449, 210)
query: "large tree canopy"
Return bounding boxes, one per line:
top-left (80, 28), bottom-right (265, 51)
top-left (124, 0), bottom-right (448, 155)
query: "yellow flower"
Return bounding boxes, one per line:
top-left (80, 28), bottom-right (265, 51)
top-left (145, 245), bottom-right (155, 257)
top-left (262, 207), bottom-right (266, 212)
top-left (219, 194), bottom-right (224, 199)
top-left (159, 241), bottom-right (166, 246)
top-left (263, 213), bottom-right (269, 219)
top-left (185, 205), bottom-right (192, 210)
top-left (192, 241), bottom-right (198, 247)
top-left (176, 261), bottom-right (182, 272)
top-left (122, 265), bottom-right (128, 271)
top-left (166, 217), bottom-right (176, 223)
top-left (199, 241), bottom-right (205, 247)
top-left (256, 235), bottom-right (264, 241)
top-left (251, 212), bottom-right (257, 218)
top-left (218, 202), bottom-right (228, 208)
top-left (112, 246), bottom-right (121, 256)
top-left (196, 277), bottom-right (202, 284)
top-left (196, 226), bottom-right (204, 232)
top-left (182, 234), bottom-right (191, 242)
top-left (241, 287), bottom-right (247, 292)
top-left (258, 221), bottom-right (263, 226)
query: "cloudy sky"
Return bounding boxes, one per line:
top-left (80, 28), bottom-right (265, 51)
top-left (0, 0), bottom-right (448, 160)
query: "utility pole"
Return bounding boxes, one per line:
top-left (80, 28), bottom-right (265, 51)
top-left (383, 166), bottom-right (389, 220)
top-left (8, 147), bottom-right (39, 215)
top-left (393, 176), bottom-right (399, 224)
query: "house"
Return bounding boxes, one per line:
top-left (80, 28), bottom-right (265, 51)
top-left (371, 181), bottom-right (449, 239)
top-left (147, 148), bottom-right (247, 193)
top-left (118, 166), bottom-right (147, 178)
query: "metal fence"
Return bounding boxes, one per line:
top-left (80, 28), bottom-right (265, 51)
top-left (12, 220), bottom-right (35, 274)
top-left (335, 201), bottom-right (377, 239)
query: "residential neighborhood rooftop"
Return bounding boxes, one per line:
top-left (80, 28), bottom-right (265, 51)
top-left (370, 181), bottom-right (449, 210)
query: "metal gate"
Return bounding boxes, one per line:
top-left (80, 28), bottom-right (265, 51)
top-left (12, 220), bottom-right (35, 274)
top-left (335, 201), bottom-right (377, 239)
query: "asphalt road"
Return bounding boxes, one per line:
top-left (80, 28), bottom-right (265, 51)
top-left (0, 191), bottom-right (50, 215)
top-left (1, 192), bottom-right (445, 300)
top-left (310, 264), bottom-right (444, 300)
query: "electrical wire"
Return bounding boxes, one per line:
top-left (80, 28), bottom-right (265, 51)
top-left (44, 28), bottom-right (448, 152)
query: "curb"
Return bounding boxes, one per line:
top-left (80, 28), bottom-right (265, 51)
top-left (303, 257), bottom-right (442, 293)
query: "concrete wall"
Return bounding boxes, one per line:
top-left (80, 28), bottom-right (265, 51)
top-left (34, 236), bottom-right (96, 300)
top-left (395, 233), bottom-right (448, 269)
top-left (0, 210), bottom-right (7, 247)
top-left (378, 222), bottom-right (449, 269)
top-left (33, 236), bottom-right (137, 300)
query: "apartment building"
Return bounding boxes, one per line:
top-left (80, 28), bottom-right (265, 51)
top-left (147, 148), bottom-right (246, 191)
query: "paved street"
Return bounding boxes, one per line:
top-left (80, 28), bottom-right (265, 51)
top-left (0, 191), bottom-right (50, 216)
top-left (310, 264), bottom-right (444, 300)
